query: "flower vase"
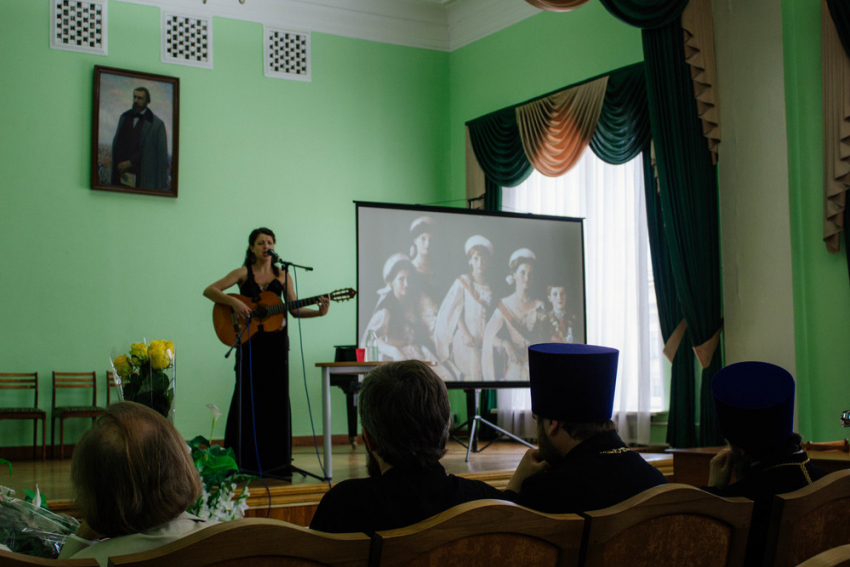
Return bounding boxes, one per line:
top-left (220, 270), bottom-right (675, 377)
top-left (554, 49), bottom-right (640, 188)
top-left (111, 340), bottom-right (177, 421)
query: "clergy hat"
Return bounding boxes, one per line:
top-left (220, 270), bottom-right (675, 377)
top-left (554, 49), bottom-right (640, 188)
top-left (528, 343), bottom-right (619, 422)
top-left (711, 361), bottom-right (795, 451)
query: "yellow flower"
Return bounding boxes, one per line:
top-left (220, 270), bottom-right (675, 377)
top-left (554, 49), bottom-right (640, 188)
top-left (149, 340), bottom-right (175, 355)
top-left (112, 354), bottom-right (132, 377)
top-left (130, 343), bottom-right (148, 362)
top-left (150, 351), bottom-right (170, 370)
top-left (149, 345), bottom-right (170, 370)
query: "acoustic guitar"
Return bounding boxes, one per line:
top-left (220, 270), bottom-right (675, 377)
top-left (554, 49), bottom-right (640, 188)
top-left (212, 288), bottom-right (356, 346)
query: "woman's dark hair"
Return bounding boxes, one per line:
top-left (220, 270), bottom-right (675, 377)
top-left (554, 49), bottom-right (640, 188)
top-left (244, 227), bottom-right (279, 276)
top-left (359, 360), bottom-right (450, 469)
top-left (71, 402), bottom-right (201, 537)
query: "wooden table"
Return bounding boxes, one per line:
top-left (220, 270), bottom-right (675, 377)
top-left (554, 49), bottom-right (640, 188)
top-left (316, 361), bottom-right (389, 481)
top-left (315, 362), bottom-right (534, 480)
top-left (667, 446), bottom-right (850, 486)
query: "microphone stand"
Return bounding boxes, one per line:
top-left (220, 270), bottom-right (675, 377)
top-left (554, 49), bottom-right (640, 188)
top-left (273, 258), bottom-right (325, 483)
top-left (224, 315), bottom-right (252, 470)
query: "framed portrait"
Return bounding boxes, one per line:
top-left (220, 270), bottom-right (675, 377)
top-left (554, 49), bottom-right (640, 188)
top-left (91, 66), bottom-right (180, 197)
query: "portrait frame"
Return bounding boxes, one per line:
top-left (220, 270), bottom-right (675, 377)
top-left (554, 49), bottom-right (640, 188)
top-left (91, 65), bottom-right (180, 198)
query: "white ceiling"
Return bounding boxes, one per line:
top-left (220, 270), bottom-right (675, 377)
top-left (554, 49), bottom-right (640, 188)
top-left (116, 0), bottom-right (541, 51)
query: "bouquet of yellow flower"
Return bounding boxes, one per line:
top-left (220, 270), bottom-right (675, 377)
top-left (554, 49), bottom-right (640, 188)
top-left (110, 339), bottom-right (176, 420)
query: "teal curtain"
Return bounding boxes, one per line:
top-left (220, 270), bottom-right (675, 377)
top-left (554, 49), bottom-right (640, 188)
top-left (643, 20), bottom-right (724, 446)
top-left (590, 64), bottom-right (651, 165)
top-left (598, 0), bottom-right (688, 29)
top-left (826, 0), bottom-right (850, 283)
top-left (467, 107), bottom-right (533, 188)
top-left (643, 149), bottom-right (697, 447)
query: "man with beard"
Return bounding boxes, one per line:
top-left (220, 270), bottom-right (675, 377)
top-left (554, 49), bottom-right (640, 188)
top-left (309, 360), bottom-right (504, 535)
top-left (112, 87), bottom-right (169, 190)
top-left (504, 343), bottom-right (666, 513)
top-left (704, 361), bottom-right (825, 566)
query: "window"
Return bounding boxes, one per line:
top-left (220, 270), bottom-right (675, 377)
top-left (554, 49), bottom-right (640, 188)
top-left (500, 149), bottom-right (664, 444)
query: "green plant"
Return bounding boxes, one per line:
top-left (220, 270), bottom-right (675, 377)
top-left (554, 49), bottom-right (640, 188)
top-left (186, 404), bottom-right (256, 521)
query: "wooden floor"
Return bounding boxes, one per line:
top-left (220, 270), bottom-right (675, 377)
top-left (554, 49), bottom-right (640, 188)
top-left (3, 438), bottom-right (673, 527)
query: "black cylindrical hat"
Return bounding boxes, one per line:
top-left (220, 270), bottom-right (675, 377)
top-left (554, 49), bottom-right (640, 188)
top-left (711, 361), bottom-right (795, 451)
top-left (528, 343), bottom-right (619, 421)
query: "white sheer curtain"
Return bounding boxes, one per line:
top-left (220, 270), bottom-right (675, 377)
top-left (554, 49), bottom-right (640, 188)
top-left (498, 149), bottom-right (663, 445)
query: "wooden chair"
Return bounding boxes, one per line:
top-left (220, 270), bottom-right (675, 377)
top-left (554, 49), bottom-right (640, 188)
top-left (797, 544), bottom-right (850, 567)
top-left (372, 499), bottom-right (584, 567)
top-left (580, 483), bottom-right (753, 567)
top-left (803, 440), bottom-right (850, 453)
top-left (107, 518), bottom-right (371, 567)
top-left (0, 549), bottom-right (98, 566)
top-left (106, 369), bottom-right (121, 405)
top-left (763, 469), bottom-right (850, 567)
top-left (51, 371), bottom-right (105, 460)
top-left (0, 372), bottom-right (46, 461)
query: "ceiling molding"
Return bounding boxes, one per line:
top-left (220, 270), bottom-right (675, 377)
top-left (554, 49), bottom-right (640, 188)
top-left (114, 0), bottom-right (541, 52)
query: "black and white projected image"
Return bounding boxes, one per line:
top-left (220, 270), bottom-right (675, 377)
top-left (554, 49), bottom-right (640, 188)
top-left (357, 203), bottom-right (586, 382)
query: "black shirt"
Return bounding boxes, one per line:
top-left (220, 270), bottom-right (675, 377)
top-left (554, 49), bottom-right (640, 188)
top-left (505, 430), bottom-right (667, 514)
top-left (309, 462), bottom-right (506, 535)
top-left (703, 451), bottom-right (826, 566)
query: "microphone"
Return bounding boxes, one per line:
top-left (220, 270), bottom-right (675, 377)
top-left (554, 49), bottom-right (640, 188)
top-left (266, 249), bottom-right (281, 262)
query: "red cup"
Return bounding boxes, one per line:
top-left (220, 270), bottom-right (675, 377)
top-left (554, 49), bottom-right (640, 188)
top-left (355, 348), bottom-right (365, 362)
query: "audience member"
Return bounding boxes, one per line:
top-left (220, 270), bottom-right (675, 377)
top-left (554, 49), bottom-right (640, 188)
top-left (704, 361), bottom-right (826, 566)
top-left (309, 360), bottom-right (505, 535)
top-left (504, 343), bottom-right (666, 512)
top-left (58, 402), bottom-right (208, 566)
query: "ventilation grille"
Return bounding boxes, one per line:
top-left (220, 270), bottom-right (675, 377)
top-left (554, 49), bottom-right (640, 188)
top-left (50, 0), bottom-right (107, 55)
top-left (265, 27), bottom-right (311, 82)
top-left (162, 12), bottom-right (212, 69)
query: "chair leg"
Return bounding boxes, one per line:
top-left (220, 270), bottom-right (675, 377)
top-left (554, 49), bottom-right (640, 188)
top-left (51, 416), bottom-right (56, 460)
top-left (32, 418), bottom-right (37, 461)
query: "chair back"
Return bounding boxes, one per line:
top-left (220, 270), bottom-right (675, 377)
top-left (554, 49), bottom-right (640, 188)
top-left (53, 371), bottom-right (98, 407)
top-left (0, 372), bottom-right (39, 408)
top-left (105, 370), bottom-right (121, 405)
top-left (0, 549), bottom-right (98, 566)
top-left (581, 483), bottom-right (753, 567)
top-left (107, 518), bottom-right (371, 567)
top-left (796, 544), bottom-right (850, 567)
top-left (802, 440), bottom-right (849, 453)
top-left (763, 469), bottom-right (850, 567)
top-left (372, 499), bottom-right (584, 567)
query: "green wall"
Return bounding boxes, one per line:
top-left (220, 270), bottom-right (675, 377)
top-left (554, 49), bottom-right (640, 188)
top-left (782, 0), bottom-right (850, 441)
top-left (0, 0), bottom-right (449, 446)
top-left (0, 0), bottom-right (647, 449)
top-left (447, 2), bottom-right (644, 196)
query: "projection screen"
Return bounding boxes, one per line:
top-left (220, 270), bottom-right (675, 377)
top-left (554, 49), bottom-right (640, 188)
top-left (356, 202), bottom-right (586, 382)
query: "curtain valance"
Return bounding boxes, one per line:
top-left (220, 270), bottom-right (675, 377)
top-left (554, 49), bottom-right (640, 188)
top-left (517, 77), bottom-right (608, 177)
top-left (597, 0), bottom-right (688, 29)
top-left (466, 63), bottom-right (651, 189)
top-left (590, 65), bottom-right (652, 164)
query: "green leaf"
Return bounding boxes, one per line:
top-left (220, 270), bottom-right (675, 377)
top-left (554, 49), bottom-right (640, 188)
top-left (0, 458), bottom-right (11, 476)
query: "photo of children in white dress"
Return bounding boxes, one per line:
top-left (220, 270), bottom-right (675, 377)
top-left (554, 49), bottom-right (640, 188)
top-left (357, 204), bottom-right (585, 382)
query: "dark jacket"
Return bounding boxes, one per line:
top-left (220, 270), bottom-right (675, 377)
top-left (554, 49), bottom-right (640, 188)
top-left (505, 430), bottom-right (667, 513)
top-left (703, 451), bottom-right (826, 566)
top-left (309, 462), bottom-right (506, 535)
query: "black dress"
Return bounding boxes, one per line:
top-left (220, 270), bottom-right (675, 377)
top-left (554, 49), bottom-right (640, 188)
top-left (224, 265), bottom-right (291, 475)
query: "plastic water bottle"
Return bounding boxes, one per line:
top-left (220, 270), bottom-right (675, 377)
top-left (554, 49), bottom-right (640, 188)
top-left (366, 330), bottom-right (379, 362)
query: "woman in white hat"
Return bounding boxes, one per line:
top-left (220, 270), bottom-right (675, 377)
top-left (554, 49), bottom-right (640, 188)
top-left (435, 235), bottom-right (494, 381)
top-left (482, 248), bottom-right (545, 381)
top-left (360, 253), bottom-right (440, 365)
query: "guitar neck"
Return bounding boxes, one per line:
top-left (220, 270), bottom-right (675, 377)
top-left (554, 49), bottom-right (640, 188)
top-left (263, 294), bottom-right (324, 316)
